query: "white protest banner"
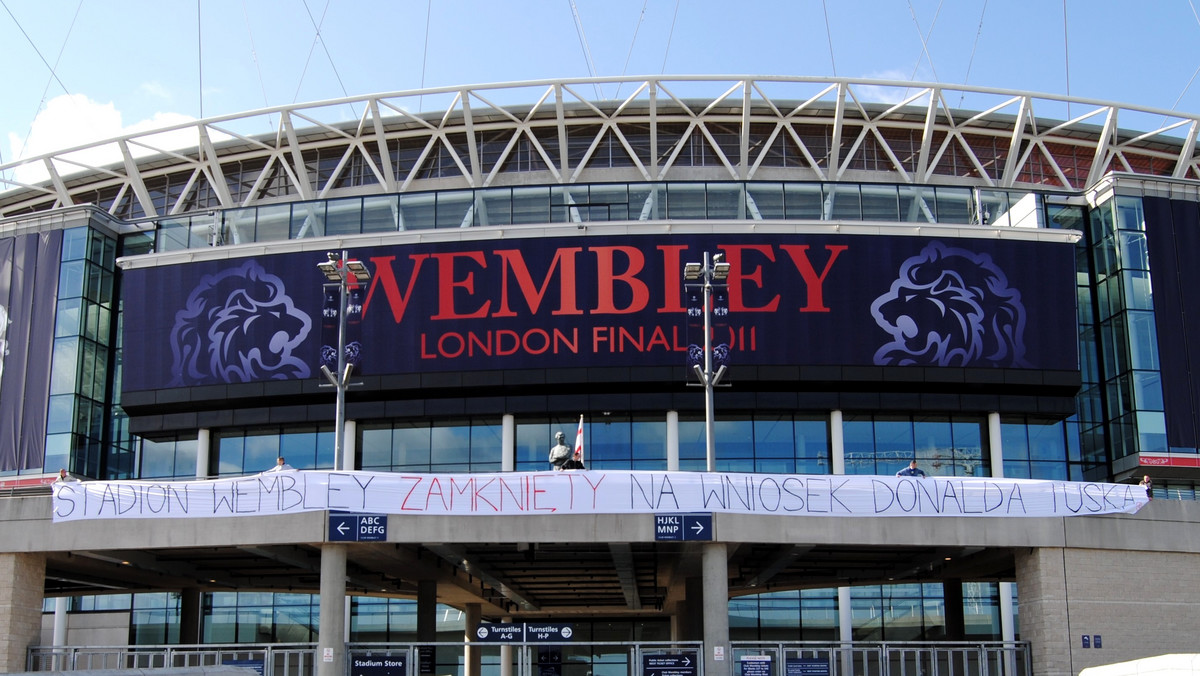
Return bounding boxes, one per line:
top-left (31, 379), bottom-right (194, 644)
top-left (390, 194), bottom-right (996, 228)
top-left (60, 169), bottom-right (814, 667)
top-left (51, 470), bottom-right (1147, 522)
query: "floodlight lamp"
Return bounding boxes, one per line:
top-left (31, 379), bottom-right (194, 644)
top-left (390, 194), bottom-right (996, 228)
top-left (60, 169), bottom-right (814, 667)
top-left (712, 253), bottom-right (724, 264)
top-left (683, 262), bottom-right (703, 280)
top-left (316, 260), bottom-right (341, 281)
top-left (327, 251), bottom-right (342, 263)
top-left (344, 259), bottom-right (371, 281)
top-left (712, 261), bottom-right (731, 280)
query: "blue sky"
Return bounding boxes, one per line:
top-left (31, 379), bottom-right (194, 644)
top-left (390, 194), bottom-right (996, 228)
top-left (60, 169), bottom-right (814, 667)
top-left (3, 0), bottom-right (1200, 170)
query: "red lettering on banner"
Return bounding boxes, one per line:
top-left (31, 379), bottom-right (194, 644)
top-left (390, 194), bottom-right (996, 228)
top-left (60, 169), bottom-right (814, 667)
top-left (431, 251), bottom-right (490, 319)
top-left (724, 245), bottom-right (780, 312)
top-left (592, 246), bottom-right (649, 314)
top-left (493, 248), bottom-right (583, 317)
top-left (400, 476), bottom-right (424, 511)
top-left (657, 245), bottom-right (689, 313)
top-left (779, 244), bottom-right (848, 312)
top-left (363, 254), bottom-right (430, 323)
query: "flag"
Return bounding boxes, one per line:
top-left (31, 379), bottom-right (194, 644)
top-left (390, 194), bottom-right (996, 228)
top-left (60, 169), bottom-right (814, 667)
top-left (574, 414), bottom-right (585, 465)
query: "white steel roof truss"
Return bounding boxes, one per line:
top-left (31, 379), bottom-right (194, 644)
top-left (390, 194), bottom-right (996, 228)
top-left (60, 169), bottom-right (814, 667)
top-left (781, 82), bottom-right (840, 119)
top-left (375, 99), bottom-right (440, 132)
top-left (608, 125), bottom-right (652, 181)
top-left (558, 84), bottom-right (611, 118)
top-left (438, 92), bottom-right (465, 129)
top-left (44, 159), bottom-right (72, 207)
top-left (570, 121), bottom-right (617, 183)
top-left (915, 90), bottom-right (941, 180)
top-left (697, 81), bottom-right (744, 118)
top-left (204, 123), bottom-right (280, 154)
top-left (168, 170), bottom-right (201, 215)
top-left (657, 120), bottom-right (700, 178)
top-left (867, 125), bottom-right (912, 183)
top-left (281, 113), bottom-right (314, 201)
top-left (461, 91), bottom-right (482, 186)
top-left (1174, 121), bottom-right (1200, 178)
top-left (740, 82), bottom-right (751, 180)
top-left (107, 183), bottom-right (129, 216)
top-left (520, 86), bottom-right (557, 125)
top-left (287, 110), bottom-right (358, 142)
top-left (1085, 108), bottom-right (1119, 188)
top-left (829, 83), bottom-right (848, 179)
top-left (469, 91), bottom-right (529, 127)
top-left (368, 100), bottom-right (397, 192)
top-left (1033, 139), bottom-right (1074, 188)
top-left (243, 155), bottom-right (281, 206)
top-left (871, 87), bottom-right (935, 124)
top-left (199, 128), bottom-right (234, 207)
top-left (750, 81), bottom-right (786, 119)
top-left (653, 82), bottom-right (701, 118)
top-left (1001, 97), bottom-right (1033, 188)
top-left (834, 125), bottom-right (871, 181)
top-left (439, 132), bottom-right (473, 185)
top-left (746, 123), bottom-right (785, 178)
top-left (555, 85), bottom-right (570, 178)
top-left (481, 127), bottom-right (526, 187)
top-left (523, 126), bottom-right (563, 183)
top-left (119, 140), bottom-right (158, 219)
top-left (1041, 104), bottom-right (1110, 138)
top-left (695, 122), bottom-right (738, 179)
top-left (781, 122), bottom-right (828, 181)
top-left (397, 135), bottom-right (443, 193)
top-left (953, 131), bottom-right (999, 186)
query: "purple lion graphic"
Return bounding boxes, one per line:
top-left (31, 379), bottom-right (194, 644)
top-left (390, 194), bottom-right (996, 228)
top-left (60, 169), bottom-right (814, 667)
top-left (871, 241), bottom-right (1030, 368)
top-left (169, 261), bottom-right (312, 386)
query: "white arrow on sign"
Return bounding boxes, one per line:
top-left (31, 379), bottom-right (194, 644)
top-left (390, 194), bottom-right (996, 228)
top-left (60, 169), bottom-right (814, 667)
top-left (337, 521), bottom-right (350, 536)
top-left (682, 657), bottom-right (691, 667)
top-left (690, 522), bottom-right (705, 536)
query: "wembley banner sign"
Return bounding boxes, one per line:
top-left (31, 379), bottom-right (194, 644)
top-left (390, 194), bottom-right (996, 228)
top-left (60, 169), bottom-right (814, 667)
top-left (121, 232), bottom-right (1078, 393)
top-left (51, 471), bottom-right (1147, 522)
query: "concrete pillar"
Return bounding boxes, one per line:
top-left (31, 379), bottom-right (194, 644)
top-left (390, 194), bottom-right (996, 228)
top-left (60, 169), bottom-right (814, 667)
top-left (0, 552), bottom-right (46, 673)
top-left (196, 428), bottom-right (211, 478)
top-left (988, 412), bottom-right (1003, 479)
top-left (837, 586), bottom-right (853, 675)
top-left (702, 543), bottom-right (730, 676)
top-left (500, 615), bottom-right (514, 676)
top-left (942, 579), bottom-right (964, 640)
top-left (464, 603), bottom-right (482, 676)
top-left (999, 581), bottom-right (1016, 675)
top-left (52, 597), bottom-right (67, 646)
top-left (179, 587), bottom-right (201, 644)
top-left (667, 410), bottom-right (680, 471)
top-left (52, 597), bottom-right (68, 671)
top-left (1014, 547), bottom-right (1070, 676)
top-left (830, 410), bottom-right (844, 475)
top-left (502, 414), bottom-right (516, 471)
top-left (317, 544), bottom-right (348, 676)
top-left (344, 420), bottom-right (358, 471)
top-left (417, 580), bottom-right (437, 642)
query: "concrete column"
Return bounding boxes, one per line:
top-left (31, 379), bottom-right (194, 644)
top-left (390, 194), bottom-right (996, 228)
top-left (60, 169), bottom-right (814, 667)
top-left (317, 544), bottom-right (348, 676)
top-left (0, 552), bottom-right (46, 673)
top-left (52, 597), bottom-right (67, 646)
top-left (837, 586), bottom-right (853, 675)
top-left (500, 615), bottom-right (514, 676)
top-left (999, 581), bottom-right (1016, 675)
top-left (344, 420), bottom-right (358, 471)
top-left (179, 587), bottom-right (201, 644)
top-left (196, 428), bottom-right (211, 478)
top-left (464, 603), bottom-right (482, 676)
top-left (988, 412), bottom-right (1003, 479)
top-left (502, 414), bottom-right (516, 471)
top-left (702, 543), bottom-right (730, 676)
top-left (1014, 547), bottom-right (1070, 676)
top-left (667, 410), bottom-right (680, 471)
top-left (52, 597), bottom-right (68, 670)
top-left (830, 410), bottom-right (844, 475)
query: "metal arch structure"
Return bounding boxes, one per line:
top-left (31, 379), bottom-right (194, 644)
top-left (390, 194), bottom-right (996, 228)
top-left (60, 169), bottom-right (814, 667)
top-left (3, 75), bottom-right (1200, 222)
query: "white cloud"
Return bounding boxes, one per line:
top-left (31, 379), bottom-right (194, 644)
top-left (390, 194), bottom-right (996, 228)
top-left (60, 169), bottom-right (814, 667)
top-left (854, 69), bottom-right (934, 106)
top-left (6, 93), bottom-right (207, 187)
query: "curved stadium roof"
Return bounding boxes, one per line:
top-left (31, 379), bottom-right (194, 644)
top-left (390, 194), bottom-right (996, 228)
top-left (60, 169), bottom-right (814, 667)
top-left (2, 75), bottom-right (1198, 222)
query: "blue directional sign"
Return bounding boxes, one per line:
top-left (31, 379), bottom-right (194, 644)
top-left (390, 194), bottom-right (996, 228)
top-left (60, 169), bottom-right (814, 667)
top-left (329, 513), bottom-right (388, 542)
top-left (655, 514), bottom-right (713, 541)
top-left (474, 622), bottom-right (574, 643)
top-left (644, 653), bottom-right (698, 676)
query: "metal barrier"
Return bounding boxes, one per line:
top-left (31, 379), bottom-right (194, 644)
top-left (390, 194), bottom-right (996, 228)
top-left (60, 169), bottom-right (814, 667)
top-left (29, 640), bottom-right (1026, 676)
top-left (731, 641), bottom-right (1030, 676)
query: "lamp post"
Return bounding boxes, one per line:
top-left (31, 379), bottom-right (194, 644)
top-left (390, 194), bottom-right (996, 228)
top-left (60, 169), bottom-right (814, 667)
top-left (317, 250), bottom-right (370, 471)
top-left (683, 251), bottom-right (730, 472)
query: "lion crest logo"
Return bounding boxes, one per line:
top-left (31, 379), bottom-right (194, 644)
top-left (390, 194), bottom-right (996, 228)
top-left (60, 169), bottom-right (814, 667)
top-left (871, 241), bottom-right (1030, 368)
top-left (168, 261), bottom-right (312, 386)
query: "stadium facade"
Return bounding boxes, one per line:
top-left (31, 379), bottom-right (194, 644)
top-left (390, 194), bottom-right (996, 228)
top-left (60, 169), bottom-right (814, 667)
top-left (1, 77), bottom-right (1200, 676)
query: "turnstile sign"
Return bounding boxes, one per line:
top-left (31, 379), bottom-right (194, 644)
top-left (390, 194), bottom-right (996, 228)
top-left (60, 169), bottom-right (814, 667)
top-left (474, 622), bottom-right (574, 642)
top-left (643, 653), bottom-right (698, 676)
top-left (654, 513), bottom-right (713, 541)
top-left (329, 514), bottom-right (388, 542)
